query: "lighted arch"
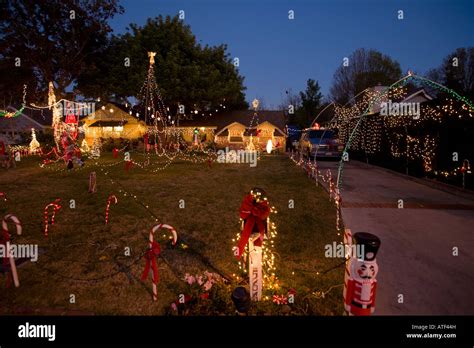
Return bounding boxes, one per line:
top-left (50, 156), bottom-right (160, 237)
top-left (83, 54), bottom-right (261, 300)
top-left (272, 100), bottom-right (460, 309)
top-left (334, 72), bottom-right (474, 190)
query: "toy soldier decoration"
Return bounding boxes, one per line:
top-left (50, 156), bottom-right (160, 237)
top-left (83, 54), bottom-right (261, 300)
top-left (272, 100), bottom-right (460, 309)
top-left (343, 232), bottom-right (381, 316)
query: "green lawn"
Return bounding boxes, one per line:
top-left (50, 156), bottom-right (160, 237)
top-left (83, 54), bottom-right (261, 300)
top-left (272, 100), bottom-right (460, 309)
top-left (0, 152), bottom-right (344, 315)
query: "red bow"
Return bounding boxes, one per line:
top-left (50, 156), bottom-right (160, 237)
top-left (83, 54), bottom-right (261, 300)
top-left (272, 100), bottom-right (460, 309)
top-left (141, 241), bottom-right (161, 285)
top-left (236, 194), bottom-right (270, 260)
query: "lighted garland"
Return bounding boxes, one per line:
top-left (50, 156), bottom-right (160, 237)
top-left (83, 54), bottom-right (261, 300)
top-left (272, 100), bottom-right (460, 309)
top-left (0, 106), bottom-right (25, 118)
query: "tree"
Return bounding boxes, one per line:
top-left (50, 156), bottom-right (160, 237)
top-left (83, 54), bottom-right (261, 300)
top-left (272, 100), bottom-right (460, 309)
top-left (76, 15), bottom-right (248, 113)
top-left (279, 88), bottom-right (301, 124)
top-left (299, 79), bottom-right (323, 127)
top-left (0, 0), bottom-right (123, 104)
top-left (427, 47), bottom-right (474, 100)
top-left (330, 48), bottom-right (402, 104)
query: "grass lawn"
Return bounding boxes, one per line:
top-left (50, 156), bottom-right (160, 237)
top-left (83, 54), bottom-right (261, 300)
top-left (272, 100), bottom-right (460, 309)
top-left (0, 152), bottom-right (344, 315)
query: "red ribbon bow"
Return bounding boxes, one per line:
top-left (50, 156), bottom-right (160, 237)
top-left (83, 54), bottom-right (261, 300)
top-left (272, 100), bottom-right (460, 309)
top-left (141, 241), bottom-right (161, 285)
top-left (236, 194), bottom-right (270, 260)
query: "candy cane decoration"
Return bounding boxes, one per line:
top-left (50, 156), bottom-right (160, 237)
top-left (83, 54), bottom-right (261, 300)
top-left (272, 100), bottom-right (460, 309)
top-left (142, 223), bottom-right (178, 301)
top-left (150, 223), bottom-right (178, 248)
top-left (2, 214), bottom-right (22, 287)
top-left (105, 194), bottom-right (118, 224)
top-left (88, 172), bottom-right (97, 193)
top-left (44, 198), bottom-right (61, 238)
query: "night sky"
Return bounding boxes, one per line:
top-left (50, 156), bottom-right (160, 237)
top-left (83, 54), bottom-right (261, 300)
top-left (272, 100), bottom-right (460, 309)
top-left (110, 0), bottom-right (474, 109)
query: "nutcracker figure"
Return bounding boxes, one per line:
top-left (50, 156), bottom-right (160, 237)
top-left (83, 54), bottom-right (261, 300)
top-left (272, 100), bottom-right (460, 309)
top-left (343, 232), bottom-right (381, 316)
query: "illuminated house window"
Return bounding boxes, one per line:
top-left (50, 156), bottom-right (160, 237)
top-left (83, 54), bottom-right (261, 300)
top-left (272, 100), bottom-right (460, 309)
top-left (114, 126), bottom-right (123, 132)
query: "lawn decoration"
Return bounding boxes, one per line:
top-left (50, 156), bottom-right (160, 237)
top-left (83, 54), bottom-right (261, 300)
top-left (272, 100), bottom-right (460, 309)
top-left (142, 223), bottom-right (178, 301)
top-left (89, 172), bottom-right (97, 193)
top-left (1, 214), bottom-right (22, 287)
top-left (461, 159), bottom-right (471, 189)
top-left (125, 160), bottom-right (134, 172)
top-left (90, 137), bottom-right (101, 159)
top-left (343, 232), bottom-right (381, 316)
top-left (105, 194), bottom-right (118, 224)
top-left (44, 198), bottom-right (61, 238)
top-left (29, 128), bottom-right (41, 154)
top-left (236, 188), bottom-right (271, 301)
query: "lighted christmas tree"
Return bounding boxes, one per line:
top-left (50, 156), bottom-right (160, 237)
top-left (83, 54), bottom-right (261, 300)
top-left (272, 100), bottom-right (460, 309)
top-left (140, 52), bottom-right (170, 124)
top-left (29, 128), bottom-right (40, 154)
top-left (90, 137), bottom-right (101, 159)
top-left (80, 138), bottom-right (90, 154)
top-left (137, 52), bottom-right (174, 151)
top-left (246, 99), bottom-right (260, 151)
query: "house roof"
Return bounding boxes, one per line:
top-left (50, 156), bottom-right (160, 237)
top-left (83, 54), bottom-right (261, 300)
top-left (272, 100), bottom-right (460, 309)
top-left (0, 106), bottom-right (48, 131)
top-left (177, 110), bottom-right (287, 132)
top-left (82, 103), bottom-right (141, 123)
top-left (2, 101), bottom-right (136, 130)
top-left (4, 106), bottom-right (53, 127)
top-left (400, 87), bottom-right (433, 102)
top-left (0, 116), bottom-right (44, 133)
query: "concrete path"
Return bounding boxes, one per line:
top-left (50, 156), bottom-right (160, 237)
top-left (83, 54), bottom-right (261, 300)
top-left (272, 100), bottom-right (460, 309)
top-left (318, 159), bottom-right (474, 315)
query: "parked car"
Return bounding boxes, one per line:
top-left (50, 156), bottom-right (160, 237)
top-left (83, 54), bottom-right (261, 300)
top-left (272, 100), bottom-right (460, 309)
top-left (299, 128), bottom-right (344, 158)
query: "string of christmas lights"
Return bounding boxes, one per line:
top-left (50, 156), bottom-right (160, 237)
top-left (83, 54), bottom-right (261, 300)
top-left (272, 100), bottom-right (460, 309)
top-left (336, 73), bottom-right (474, 189)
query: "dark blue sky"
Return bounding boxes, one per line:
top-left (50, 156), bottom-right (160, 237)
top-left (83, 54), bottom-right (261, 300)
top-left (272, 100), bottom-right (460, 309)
top-left (110, 0), bottom-right (474, 109)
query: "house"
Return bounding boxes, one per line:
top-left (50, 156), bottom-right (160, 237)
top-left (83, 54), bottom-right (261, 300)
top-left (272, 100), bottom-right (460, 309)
top-left (174, 110), bottom-right (287, 151)
top-left (367, 85), bottom-right (433, 115)
top-left (81, 103), bottom-right (147, 145)
top-left (336, 85), bottom-right (436, 156)
top-left (0, 106), bottom-right (52, 144)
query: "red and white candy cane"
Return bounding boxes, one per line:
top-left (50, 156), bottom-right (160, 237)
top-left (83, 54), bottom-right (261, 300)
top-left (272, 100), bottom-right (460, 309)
top-left (44, 198), bottom-right (61, 238)
top-left (105, 194), bottom-right (118, 224)
top-left (142, 223), bottom-right (178, 301)
top-left (2, 214), bottom-right (22, 287)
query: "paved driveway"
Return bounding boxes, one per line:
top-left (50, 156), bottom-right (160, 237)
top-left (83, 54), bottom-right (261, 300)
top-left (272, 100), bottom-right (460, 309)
top-left (318, 159), bottom-right (474, 315)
